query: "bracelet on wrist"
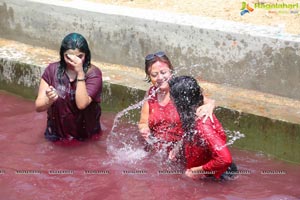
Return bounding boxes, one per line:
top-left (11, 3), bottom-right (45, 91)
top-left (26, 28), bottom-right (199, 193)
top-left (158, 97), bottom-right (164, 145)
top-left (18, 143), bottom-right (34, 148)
top-left (77, 78), bottom-right (85, 82)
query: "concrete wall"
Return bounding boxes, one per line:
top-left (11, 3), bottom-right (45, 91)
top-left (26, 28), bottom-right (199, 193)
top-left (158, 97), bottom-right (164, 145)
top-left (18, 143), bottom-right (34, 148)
top-left (0, 0), bottom-right (300, 100)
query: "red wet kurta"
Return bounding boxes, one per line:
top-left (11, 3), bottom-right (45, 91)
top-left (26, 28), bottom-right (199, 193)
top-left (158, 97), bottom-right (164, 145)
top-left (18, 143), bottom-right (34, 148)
top-left (184, 115), bottom-right (232, 179)
top-left (42, 62), bottom-right (102, 141)
top-left (147, 86), bottom-right (184, 144)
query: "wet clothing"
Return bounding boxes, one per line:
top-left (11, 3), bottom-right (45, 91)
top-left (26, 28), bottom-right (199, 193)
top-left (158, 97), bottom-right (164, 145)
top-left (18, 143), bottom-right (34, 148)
top-left (42, 62), bottom-right (102, 141)
top-left (147, 86), bottom-right (184, 145)
top-left (184, 115), bottom-right (232, 179)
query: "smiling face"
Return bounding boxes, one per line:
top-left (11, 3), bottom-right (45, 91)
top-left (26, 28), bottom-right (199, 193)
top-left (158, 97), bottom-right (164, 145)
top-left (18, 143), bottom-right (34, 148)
top-left (148, 61), bottom-right (172, 90)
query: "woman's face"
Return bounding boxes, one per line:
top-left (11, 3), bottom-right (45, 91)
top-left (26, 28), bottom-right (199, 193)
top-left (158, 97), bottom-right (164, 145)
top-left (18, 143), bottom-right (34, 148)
top-left (64, 48), bottom-right (86, 68)
top-left (148, 61), bottom-right (172, 89)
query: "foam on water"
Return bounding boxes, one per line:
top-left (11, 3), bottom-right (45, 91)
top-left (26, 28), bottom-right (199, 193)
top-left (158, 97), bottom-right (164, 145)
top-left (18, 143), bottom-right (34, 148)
top-left (106, 144), bottom-right (148, 165)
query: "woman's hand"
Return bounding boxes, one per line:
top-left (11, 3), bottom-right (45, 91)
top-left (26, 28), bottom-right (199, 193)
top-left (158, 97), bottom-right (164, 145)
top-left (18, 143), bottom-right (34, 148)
top-left (185, 169), bottom-right (196, 179)
top-left (168, 149), bottom-right (177, 161)
top-left (185, 167), bottom-right (204, 179)
top-left (168, 140), bottom-right (183, 161)
top-left (139, 126), bottom-right (151, 140)
top-left (196, 98), bottom-right (215, 123)
top-left (66, 54), bottom-right (84, 75)
top-left (45, 86), bottom-right (58, 104)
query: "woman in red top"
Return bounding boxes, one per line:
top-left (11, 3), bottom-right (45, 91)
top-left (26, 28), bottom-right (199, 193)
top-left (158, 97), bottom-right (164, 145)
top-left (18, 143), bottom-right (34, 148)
top-left (138, 51), bottom-right (215, 152)
top-left (35, 33), bottom-right (102, 142)
top-left (169, 76), bottom-right (233, 179)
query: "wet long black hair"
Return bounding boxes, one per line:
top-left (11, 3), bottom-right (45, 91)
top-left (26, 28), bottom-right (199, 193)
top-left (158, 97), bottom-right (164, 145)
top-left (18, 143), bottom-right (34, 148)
top-left (169, 76), bottom-right (204, 141)
top-left (58, 33), bottom-right (91, 82)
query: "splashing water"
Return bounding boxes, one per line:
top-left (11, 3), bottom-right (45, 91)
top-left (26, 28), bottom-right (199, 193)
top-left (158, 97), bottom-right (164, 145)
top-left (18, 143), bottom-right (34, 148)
top-left (111, 86), bottom-right (160, 133)
top-left (106, 142), bottom-right (148, 165)
top-left (225, 130), bottom-right (245, 146)
top-left (111, 99), bottom-right (145, 133)
top-left (107, 79), bottom-right (246, 165)
top-left (216, 130), bottom-right (246, 151)
top-left (106, 87), bottom-right (161, 165)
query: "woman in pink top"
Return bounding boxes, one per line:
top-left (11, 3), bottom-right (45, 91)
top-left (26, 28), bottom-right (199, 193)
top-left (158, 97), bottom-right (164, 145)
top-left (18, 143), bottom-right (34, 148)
top-left (138, 51), bottom-right (215, 152)
top-left (35, 33), bottom-right (102, 142)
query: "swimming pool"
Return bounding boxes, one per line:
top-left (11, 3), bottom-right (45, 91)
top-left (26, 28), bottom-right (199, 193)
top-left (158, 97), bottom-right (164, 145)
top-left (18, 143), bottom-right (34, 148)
top-left (0, 91), bottom-right (299, 199)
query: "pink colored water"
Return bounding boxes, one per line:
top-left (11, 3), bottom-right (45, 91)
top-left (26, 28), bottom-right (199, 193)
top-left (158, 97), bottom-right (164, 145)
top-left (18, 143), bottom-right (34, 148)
top-left (0, 91), bottom-right (299, 200)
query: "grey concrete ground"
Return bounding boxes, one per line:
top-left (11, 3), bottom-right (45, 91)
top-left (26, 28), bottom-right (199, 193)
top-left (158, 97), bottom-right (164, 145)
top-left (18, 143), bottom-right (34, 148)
top-left (0, 0), bottom-right (300, 99)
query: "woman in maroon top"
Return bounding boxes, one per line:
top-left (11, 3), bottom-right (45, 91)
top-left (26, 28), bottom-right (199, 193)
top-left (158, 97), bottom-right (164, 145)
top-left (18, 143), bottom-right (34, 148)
top-left (35, 33), bottom-right (102, 142)
top-left (138, 51), bottom-right (215, 152)
top-left (169, 76), bottom-right (233, 179)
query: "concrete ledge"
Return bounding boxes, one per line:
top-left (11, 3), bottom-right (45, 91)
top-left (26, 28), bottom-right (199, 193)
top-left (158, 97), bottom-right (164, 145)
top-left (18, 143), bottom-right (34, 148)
top-left (1, 38), bottom-right (300, 163)
top-left (0, 0), bottom-right (300, 99)
top-left (1, 38), bottom-right (299, 124)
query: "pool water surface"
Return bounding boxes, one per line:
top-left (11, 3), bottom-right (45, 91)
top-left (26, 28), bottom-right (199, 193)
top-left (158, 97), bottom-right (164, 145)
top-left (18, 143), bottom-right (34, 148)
top-left (0, 91), bottom-right (299, 200)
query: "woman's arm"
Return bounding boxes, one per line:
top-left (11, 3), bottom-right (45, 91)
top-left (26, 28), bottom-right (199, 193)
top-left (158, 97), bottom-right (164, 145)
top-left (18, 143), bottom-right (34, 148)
top-left (75, 71), bottom-right (92, 110)
top-left (35, 79), bottom-right (58, 112)
top-left (67, 54), bottom-right (92, 110)
top-left (198, 120), bottom-right (231, 173)
top-left (138, 99), bottom-right (151, 139)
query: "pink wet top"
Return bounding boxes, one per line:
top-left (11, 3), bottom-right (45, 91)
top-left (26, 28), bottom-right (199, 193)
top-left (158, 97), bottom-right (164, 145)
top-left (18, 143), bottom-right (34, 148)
top-left (147, 86), bottom-right (184, 144)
